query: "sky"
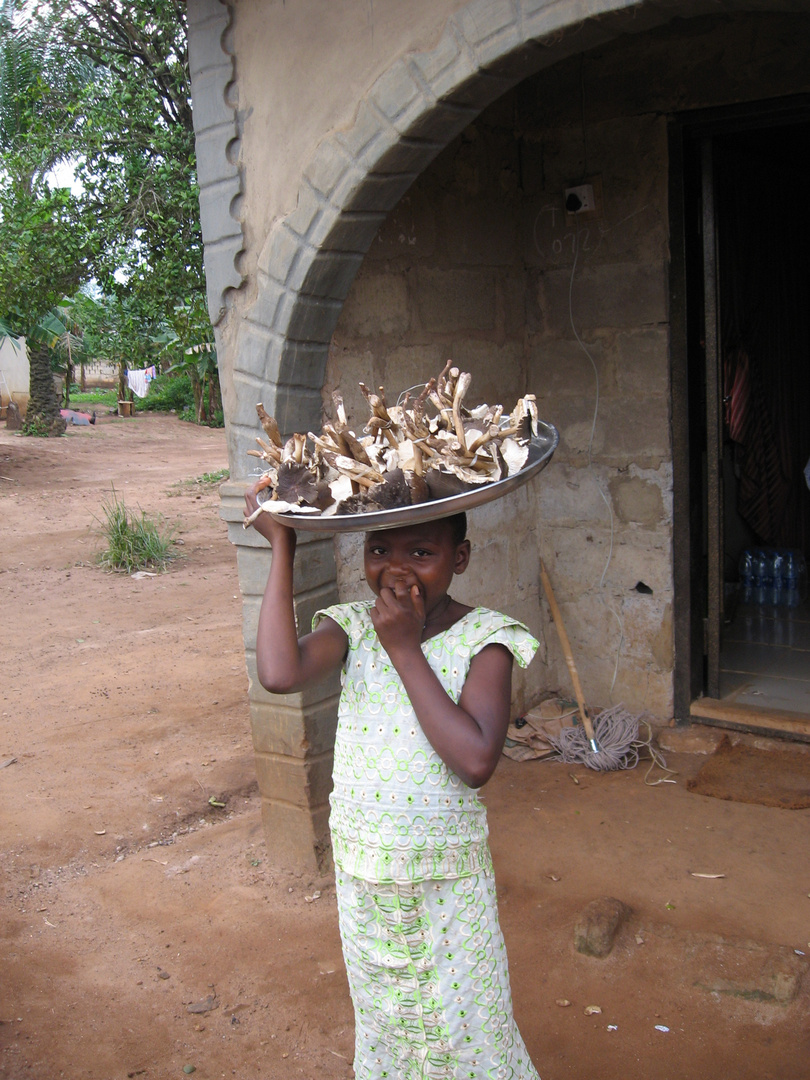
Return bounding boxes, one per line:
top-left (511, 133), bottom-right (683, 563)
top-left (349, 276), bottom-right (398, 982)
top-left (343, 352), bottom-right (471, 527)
top-left (47, 159), bottom-right (84, 194)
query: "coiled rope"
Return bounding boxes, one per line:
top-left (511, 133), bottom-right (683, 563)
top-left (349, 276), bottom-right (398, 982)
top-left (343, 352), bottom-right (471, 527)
top-left (546, 705), bottom-right (677, 784)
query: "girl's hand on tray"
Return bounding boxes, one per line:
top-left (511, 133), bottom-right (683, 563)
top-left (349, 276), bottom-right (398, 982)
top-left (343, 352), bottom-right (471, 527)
top-left (244, 479), bottom-right (295, 549)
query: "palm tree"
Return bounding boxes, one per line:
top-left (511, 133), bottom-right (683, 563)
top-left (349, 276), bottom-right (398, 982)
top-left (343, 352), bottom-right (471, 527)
top-left (0, 0), bottom-right (96, 191)
top-left (0, 1), bottom-right (97, 433)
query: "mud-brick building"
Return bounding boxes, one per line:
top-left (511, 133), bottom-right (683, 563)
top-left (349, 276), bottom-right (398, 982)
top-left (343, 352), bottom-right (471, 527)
top-left (186, 0), bottom-right (810, 872)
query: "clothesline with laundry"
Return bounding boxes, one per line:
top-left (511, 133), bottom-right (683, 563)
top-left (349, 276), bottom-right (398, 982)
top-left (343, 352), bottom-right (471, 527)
top-left (125, 366), bottom-right (157, 399)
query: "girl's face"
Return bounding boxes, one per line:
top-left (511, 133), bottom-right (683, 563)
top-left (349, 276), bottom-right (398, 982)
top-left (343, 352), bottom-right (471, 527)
top-left (363, 520), bottom-right (470, 614)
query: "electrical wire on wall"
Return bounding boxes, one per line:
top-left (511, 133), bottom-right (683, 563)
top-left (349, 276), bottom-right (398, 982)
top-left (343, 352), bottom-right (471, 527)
top-left (544, 262), bottom-right (675, 781)
top-left (567, 227), bottom-right (625, 698)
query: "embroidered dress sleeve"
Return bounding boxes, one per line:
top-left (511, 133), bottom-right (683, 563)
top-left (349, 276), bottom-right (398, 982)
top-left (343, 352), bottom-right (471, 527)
top-left (475, 612), bottom-right (540, 669)
top-left (312, 601), bottom-right (371, 650)
top-left (452, 608), bottom-right (540, 672)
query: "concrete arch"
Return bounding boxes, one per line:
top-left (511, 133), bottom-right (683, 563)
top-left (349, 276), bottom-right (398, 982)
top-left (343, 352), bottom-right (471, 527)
top-left (224, 0), bottom-right (807, 467)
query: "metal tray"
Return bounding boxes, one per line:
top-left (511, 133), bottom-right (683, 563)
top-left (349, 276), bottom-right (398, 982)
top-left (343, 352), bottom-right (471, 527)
top-left (259, 420), bottom-right (559, 533)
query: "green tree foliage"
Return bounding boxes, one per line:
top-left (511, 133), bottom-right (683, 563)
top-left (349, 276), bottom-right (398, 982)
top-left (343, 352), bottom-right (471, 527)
top-left (0, 0), bottom-right (96, 191)
top-left (0, 186), bottom-right (94, 326)
top-left (0, 0), bottom-right (99, 431)
top-left (0, 0), bottom-right (215, 434)
top-left (152, 297), bottom-right (221, 424)
top-left (56, 0), bottom-right (203, 325)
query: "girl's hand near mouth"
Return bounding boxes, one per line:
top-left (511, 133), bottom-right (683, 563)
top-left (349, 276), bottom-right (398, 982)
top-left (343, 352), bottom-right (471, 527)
top-left (371, 582), bottom-right (425, 655)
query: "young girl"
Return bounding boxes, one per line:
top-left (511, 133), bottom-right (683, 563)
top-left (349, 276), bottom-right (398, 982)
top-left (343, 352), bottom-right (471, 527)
top-left (245, 481), bottom-right (541, 1080)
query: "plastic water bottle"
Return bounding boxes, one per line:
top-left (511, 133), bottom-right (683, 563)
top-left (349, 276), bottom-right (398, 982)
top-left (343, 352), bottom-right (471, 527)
top-left (753, 549), bottom-right (770, 605)
top-left (785, 551), bottom-right (797, 587)
top-left (770, 549), bottom-right (784, 606)
top-left (739, 549), bottom-right (755, 604)
top-left (785, 551), bottom-right (800, 608)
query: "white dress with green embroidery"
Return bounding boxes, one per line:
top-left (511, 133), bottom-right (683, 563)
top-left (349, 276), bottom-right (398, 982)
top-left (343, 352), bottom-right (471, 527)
top-left (314, 601), bottom-right (541, 1080)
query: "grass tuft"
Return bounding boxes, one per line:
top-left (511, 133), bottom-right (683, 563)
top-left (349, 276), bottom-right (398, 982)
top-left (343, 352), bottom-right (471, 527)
top-left (21, 417), bottom-right (53, 437)
top-left (96, 489), bottom-right (178, 573)
top-left (70, 388), bottom-right (119, 408)
top-left (193, 468), bottom-right (229, 485)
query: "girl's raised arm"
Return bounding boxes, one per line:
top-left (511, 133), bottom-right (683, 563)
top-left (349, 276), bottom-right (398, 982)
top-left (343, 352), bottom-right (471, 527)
top-left (373, 583), bottom-right (514, 788)
top-left (404, 640), bottom-right (514, 788)
top-left (245, 483), bottom-right (347, 694)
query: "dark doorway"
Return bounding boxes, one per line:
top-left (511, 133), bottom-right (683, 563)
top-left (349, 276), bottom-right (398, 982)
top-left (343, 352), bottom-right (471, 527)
top-left (673, 104), bottom-right (810, 735)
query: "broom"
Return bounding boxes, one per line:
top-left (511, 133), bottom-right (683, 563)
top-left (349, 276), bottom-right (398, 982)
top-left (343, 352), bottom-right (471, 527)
top-left (539, 558), bottom-right (641, 771)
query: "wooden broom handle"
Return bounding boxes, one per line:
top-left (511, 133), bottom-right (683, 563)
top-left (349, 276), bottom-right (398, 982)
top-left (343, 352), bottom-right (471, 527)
top-left (539, 558), bottom-right (597, 744)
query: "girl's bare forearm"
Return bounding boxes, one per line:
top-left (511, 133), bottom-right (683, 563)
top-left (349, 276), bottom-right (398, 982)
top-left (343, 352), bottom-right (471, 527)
top-left (254, 531), bottom-right (305, 692)
top-left (253, 529), bottom-right (348, 693)
top-left (386, 644), bottom-right (512, 787)
top-left (245, 485), bottom-right (319, 692)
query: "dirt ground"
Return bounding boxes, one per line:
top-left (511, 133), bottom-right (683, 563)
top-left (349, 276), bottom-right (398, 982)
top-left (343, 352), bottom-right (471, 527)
top-left (1, 412), bottom-right (809, 1080)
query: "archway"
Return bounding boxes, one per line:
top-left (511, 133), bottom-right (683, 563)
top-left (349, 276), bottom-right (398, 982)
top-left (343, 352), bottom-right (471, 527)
top-left (189, 0), bottom-right (810, 870)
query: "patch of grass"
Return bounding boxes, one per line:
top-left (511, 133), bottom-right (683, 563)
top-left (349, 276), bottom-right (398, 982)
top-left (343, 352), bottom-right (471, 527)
top-left (193, 468), bottom-right (229, 485)
top-left (71, 387), bottom-right (118, 408)
top-left (96, 489), bottom-right (178, 573)
top-left (167, 467), bottom-right (229, 498)
top-left (21, 416), bottom-right (54, 437)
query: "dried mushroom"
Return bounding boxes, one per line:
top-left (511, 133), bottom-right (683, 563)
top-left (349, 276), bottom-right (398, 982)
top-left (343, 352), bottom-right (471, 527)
top-left (244, 362), bottom-right (540, 526)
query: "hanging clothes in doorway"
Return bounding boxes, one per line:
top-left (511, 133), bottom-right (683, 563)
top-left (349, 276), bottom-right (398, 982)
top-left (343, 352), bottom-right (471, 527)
top-left (715, 126), bottom-right (810, 558)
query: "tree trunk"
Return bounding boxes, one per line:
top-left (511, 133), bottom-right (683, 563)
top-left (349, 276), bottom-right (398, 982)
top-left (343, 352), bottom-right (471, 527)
top-left (26, 342), bottom-right (66, 435)
top-left (64, 337), bottom-right (74, 409)
top-left (191, 370), bottom-right (204, 423)
top-left (64, 359), bottom-right (74, 409)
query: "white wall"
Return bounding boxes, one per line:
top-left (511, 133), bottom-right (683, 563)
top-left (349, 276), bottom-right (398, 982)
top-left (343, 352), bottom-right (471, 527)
top-left (0, 336), bottom-right (29, 410)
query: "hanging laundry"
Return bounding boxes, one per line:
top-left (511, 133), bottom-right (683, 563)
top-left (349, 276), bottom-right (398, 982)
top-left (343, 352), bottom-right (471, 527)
top-left (126, 366), bottom-right (156, 398)
top-left (723, 346), bottom-right (789, 547)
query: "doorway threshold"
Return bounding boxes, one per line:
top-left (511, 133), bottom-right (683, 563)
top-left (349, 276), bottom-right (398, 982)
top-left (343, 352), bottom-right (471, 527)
top-left (690, 698), bottom-right (810, 742)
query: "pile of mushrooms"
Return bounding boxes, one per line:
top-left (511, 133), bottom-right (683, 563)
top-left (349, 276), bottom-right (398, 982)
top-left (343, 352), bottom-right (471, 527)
top-left (244, 361), bottom-right (539, 524)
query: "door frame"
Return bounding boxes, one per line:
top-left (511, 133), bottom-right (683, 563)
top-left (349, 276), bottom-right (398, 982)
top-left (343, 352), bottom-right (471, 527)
top-left (669, 94), bottom-right (810, 738)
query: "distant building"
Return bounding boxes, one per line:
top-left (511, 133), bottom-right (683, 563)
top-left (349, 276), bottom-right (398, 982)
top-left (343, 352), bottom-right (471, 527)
top-left (0, 335), bottom-right (29, 414)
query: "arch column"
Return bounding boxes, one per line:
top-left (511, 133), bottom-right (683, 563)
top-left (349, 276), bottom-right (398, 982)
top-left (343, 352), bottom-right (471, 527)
top-left (215, 37), bottom-right (486, 870)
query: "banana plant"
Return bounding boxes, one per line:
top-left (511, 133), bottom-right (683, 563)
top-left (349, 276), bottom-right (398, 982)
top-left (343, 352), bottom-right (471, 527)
top-left (151, 300), bottom-right (219, 423)
top-left (38, 302), bottom-right (88, 407)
